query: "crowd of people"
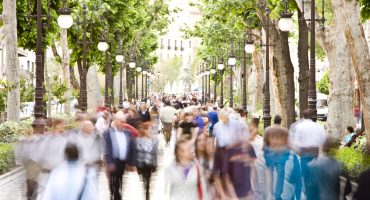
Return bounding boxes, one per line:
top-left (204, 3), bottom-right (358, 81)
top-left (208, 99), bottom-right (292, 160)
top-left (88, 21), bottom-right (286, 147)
top-left (15, 94), bottom-right (370, 200)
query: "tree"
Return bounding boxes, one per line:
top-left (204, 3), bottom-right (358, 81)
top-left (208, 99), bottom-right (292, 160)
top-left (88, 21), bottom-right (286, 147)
top-left (186, 0), bottom-right (296, 127)
top-left (2, 0), bottom-right (20, 122)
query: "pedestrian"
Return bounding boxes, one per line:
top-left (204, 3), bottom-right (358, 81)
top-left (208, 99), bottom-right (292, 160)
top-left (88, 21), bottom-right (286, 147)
top-left (135, 122), bottom-right (158, 200)
top-left (164, 139), bottom-right (208, 200)
top-left (177, 112), bottom-right (199, 143)
top-left (212, 110), bottom-right (254, 200)
top-left (342, 126), bottom-right (355, 146)
top-left (138, 103), bottom-right (151, 122)
top-left (289, 109), bottom-right (327, 200)
top-left (263, 125), bottom-right (302, 200)
top-left (149, 105), bottom-right (161, 134)
top-left (41, 143), bottom-right (89, 200)
top-left (207, 110), bottom-right (219, 137)
top-left (159, 100), bottom-right (177, 144)
top-left (193, 107), bottom-right (205, 133)
top-left (95, 110), bottom-right (110, 135)
top-left (103, 112), bottom-right (137, 200)
top-left (353, 168), bottom-right (370, 200)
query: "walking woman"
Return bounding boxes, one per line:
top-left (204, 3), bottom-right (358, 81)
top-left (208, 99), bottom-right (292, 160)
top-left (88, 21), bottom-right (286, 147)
top-left (165, 139), bottom-right (208, 200)
top-left (135, 122), bottom-right (158, 200)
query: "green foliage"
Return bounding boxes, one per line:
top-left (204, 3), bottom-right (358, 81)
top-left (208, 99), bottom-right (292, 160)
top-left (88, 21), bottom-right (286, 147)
top-left (0, 144), bottom-right (14, 174)
top-left (317, 70), bottom-right (329, 95)
top-left (0, 76), bottom-right (35, 112)
top-left (354, 135), bottom-right (369, 154)
top-left (153, 57), bottom-right (182, 92)
top-left (0, 121), bottom-right (33, 143)
top-left (332, 147), bottom-right (370, 179)
top-left (360, 0), bottom-right (370, 21)
top-left (50, 75), bottom-right (68, 105)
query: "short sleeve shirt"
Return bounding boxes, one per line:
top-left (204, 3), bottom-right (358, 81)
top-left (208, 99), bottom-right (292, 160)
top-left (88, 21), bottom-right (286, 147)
top-left (223, 144), bottom-right (256, 198)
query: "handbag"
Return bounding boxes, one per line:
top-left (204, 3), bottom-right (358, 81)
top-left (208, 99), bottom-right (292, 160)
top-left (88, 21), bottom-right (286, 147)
top-left (196, 163), bottom-right (203, 200)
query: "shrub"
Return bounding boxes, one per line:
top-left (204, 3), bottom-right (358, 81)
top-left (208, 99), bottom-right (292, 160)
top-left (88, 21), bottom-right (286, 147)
top-left (333, 147), bottom-right (370, 179)
top-left (0, 143), bottom-right (14, 174)
top-left (353, 135), bottom-right (369, 154)
top-left (0, 121), bottom-right (33, 143)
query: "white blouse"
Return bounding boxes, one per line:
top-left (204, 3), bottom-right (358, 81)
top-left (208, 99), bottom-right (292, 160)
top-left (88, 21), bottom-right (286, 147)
top-left (164, 161), bottom-right (209, 200)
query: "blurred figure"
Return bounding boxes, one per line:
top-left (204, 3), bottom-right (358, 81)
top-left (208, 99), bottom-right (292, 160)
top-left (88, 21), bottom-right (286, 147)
top-left (273, 115), bottom-right (282, 127)
top-left (103, 112), bottom-right (137, 200)
top-left (196, 135), bottom-right (217, 199)
top-left (149, 105), bottom-right (161, 134)
top-left (178, 112), bottom-right (199, 144)
top-left (249, 116), bottom-right (260, 142)
top-left (95, 111), bottom-right (110, 135)
top-left (193, 107), bottom-right (205, 134)
top-left (165, 139), bottom-right (208, 200)
top-left (159, 100), bottom-right (177, 144)
top-left (263, 125), bottom-right (302, 200)
top-left (212, 110), bottom-right (254, 200)
top-left (207, 110), bottom-right (219, 136)
top-left (74, 120), bottom-right (102, 200)
top-left (289, 109), bottom-right (327, 200)
top-left (126, 108), bottom-right (141, 129)
top-left (353, 168), bottom-right (370, 200)
top-left (135, 122), bottom-right (158, 200)
top-left (309, 141), bottom-right (342, 200)
top-left (139, 104), bottom-right (151, 122)
top-left (41, 143), bottom-right (91, 200)
top-left (342, 126), bottom-right (356, 146)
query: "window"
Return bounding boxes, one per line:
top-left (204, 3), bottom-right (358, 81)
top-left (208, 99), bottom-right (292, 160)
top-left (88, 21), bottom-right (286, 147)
top-left (168, 39), bottom-right (171, 50)
top-left (189, 41), bottom-right (192, 48)
top-left (181, 40), bottom-right (184, 51)
top-left (161, 39), bottom-right (164, 49)
top-left (175, 40), bottom-right (178, 50)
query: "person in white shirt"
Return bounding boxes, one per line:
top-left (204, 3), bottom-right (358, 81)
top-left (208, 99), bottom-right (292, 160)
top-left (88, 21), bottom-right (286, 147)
top-left (289, 109), bottom-right (327, 200)
top-left (159, 100), bottom-right (178, 144)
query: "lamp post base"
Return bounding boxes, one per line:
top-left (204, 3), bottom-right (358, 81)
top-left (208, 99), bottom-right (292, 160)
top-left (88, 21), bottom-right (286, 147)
top-left (32, 117), bottom-right (45, 134)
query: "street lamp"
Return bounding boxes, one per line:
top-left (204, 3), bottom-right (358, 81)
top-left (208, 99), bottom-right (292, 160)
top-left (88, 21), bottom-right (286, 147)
top-left (210, 69), bottom-right (216, 74)
top-left (263, 7), bottom-right (272, 128)
top-left (218, 57), bottom-right (225, 108)
top-left (244, 41), bottom-right (255, 54)
top-left (58, 0), bottom-right (73, 29)
top-left (116, 40), bottom-right (124, 109)
top-left (27, 0), bottom-right (52, 133)
top-left (278, 0), bottom-right (294, 32)
top-left (228, 38), bottom-right (236, 108)
top-left (98, 40), bottom-right (109, 51)
top-left (303, 0), bottom-right (326, 121)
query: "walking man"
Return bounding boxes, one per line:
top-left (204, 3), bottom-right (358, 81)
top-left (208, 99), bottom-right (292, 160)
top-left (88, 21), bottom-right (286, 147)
top-left (159, 100), bottom-right (177, 144)
top-left (103, 112), bottom-right (137, 200)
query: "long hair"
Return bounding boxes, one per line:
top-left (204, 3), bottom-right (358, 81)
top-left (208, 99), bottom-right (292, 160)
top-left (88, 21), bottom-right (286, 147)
top-left (174, 139), bottom-right (189, 163)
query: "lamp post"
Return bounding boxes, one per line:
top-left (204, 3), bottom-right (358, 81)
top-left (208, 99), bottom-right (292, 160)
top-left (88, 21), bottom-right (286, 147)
top-left (141, 70), bottom-right (146, 101)
top-left (228, 38), bottom-right (236, 108)
top-left (116, 40), bottom-right (124, 109)
top-left (211, 58), bottom-right (217, 103)
top-left (129, 49), bottom-right (136, 100)
top-left (98, 27), bottom-right (110, 108)
top-left (218, 58), bottom-right (225, 108)
top-left (136, 66), bottom-right (142, 100)
top-left (200, 64), bottom-right (205, 104)
top-left (263, 7), bottom-right (272, 128)
top-left (242, 31), bottom-right (248, 112)
top-left (77, 5), bottom-right (89, 112)
top-left (205, 66), bottom-right (211, 101)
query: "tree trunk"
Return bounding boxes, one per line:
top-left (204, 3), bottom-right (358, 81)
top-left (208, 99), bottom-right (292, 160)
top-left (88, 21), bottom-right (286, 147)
top-left (44, 54), bottom-right (52, 118)
top-left (270, 26), bottom-right (296, 128)
top-left (298, 10), bottom-right (309, 117)
top-left (3, 0), bottom-right (20, 121)
top-left (295, 0), bottom-right (356, 140)
top-left (70, 64), bottom-right (80, 90)
top-left (87, 65), bottom-right (102, 110)
top-left (127, 70), bottom-right (133, 100)
top-left (336, 0), bottom-right (370, 142)
top-left (250, 49), bottom-right (264, 112)
top-left (60, 28), bottom-right (71, 115)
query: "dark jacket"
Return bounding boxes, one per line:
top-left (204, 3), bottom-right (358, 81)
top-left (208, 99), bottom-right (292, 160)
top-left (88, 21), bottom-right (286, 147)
top-left (103, 128), bottom-right (136, 167)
